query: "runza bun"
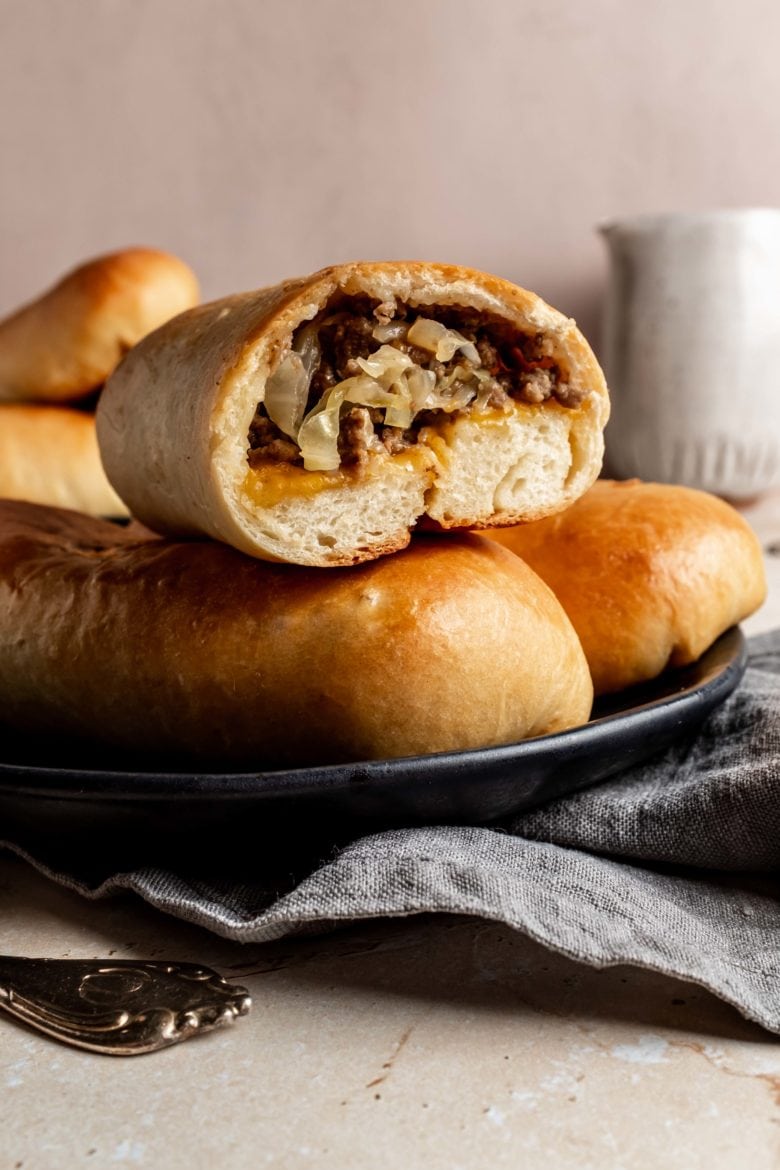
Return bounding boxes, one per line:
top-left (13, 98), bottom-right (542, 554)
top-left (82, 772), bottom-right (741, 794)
top-left (0, 404), bottom-right (127, 516)
top-left (487, 479), bottom-right (766, 694)
top-left (0, 248), bottom-right (199, 402)
top-left (97, 261), bottom-right (609, 567)
top-left (0, 502), bottom-right (593, 765)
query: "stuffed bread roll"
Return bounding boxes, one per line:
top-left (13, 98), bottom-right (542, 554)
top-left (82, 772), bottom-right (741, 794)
top-left (0, 404), bottom-right (127, 516)
top-left (0, 248), bottom-right (199, 403)
top-left (487, 479), bottom-right (767, 694)
top-left (0, 502), bottom-right (592, 766)
top-left (97, 261), bottom-right (610, 567)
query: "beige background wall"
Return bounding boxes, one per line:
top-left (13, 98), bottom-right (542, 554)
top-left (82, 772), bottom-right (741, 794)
top-left (2, 0), bottom-right (780, 348)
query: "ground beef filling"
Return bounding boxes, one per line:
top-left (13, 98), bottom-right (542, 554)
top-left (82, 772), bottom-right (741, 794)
top-left (247, 299), bottom-right (588, 470)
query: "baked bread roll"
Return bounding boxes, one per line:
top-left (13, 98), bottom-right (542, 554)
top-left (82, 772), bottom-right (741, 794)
top-left (0, 404), bottom-right (127, 516)
top-left (0, 502), bottom-right (592, 765)
top-left (0, 248), bottom-right (199, 402)
top-left (97, 261), bottom-right (610, 567)
top-left (487, 479), bottom-right (767, 694)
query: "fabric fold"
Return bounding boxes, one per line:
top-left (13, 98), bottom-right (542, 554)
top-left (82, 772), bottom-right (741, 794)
top-left (3, 629), bottom-right (780, 1032)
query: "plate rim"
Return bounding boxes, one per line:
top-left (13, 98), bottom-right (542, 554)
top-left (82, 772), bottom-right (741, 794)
top-left (0, 627), bottom-right (747, 802)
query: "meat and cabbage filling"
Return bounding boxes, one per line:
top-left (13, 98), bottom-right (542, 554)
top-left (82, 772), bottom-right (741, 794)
top-left (248, 296), bottom-right (589, 473)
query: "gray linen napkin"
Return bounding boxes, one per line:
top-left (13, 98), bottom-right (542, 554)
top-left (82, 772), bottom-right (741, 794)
top-left (4, 630), bottom-right (780, 1032)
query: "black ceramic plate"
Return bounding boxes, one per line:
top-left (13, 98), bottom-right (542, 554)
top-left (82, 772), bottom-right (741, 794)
top-left (0, 627), bottom-right (746, 870)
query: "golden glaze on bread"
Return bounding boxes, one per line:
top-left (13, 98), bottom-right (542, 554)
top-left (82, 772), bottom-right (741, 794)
top-left (0, 248), bottom-right (199, 402)
top-left (0, 502), bottom-right (592, 765)
top-left (97, 261), bottom-right (609, 567)
top-left (486, 479), bottom-right (766, 694)
top-left (0, 404), bottom-right (127, 516)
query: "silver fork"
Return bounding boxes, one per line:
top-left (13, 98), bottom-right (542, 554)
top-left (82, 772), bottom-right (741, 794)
top-left (0, 954), bottom-right (251, 1055)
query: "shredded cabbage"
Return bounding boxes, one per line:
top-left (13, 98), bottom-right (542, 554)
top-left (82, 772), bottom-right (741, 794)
top-left (263, 352), bottom-right (309, 440)
top-left (371, 321), bottom-right (408, 344)
top-left (437, 379), bottom-right (477, 412)
top-left (262, 324), bottom-right (321, 440)
top-left (356, 344), bottom-right (413, 381)
top-left (406, 367), bottom-right (437, 411)
top-left (298, 371), bottom-right (414, 470)
top-left (296, 394), bottom-right (343, 471)
top-left (437, 363), bottom-right (474, 391)
top-left (383, 394), bottom-right (412, 430)
top-left (295, 323), bottom-right (321, 380)
top-left (406, 317), bottom-right (480, 364)
top-left (268, 317), bottom-right (489, 471)
top-left (355, 346), bottom-right (414, 430)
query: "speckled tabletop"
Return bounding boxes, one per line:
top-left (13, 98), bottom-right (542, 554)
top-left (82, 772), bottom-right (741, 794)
top-left (2, 493), bottom-right (780, 1170)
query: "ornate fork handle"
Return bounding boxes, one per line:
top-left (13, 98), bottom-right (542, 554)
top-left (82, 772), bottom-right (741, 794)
top-left (0, 954), bottom-right (251, 1055)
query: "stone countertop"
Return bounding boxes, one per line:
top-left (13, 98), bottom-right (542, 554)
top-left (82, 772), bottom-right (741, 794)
top-left (2, 493), bottom-right (779, 1170)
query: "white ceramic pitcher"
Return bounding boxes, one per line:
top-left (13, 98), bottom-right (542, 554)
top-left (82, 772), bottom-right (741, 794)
top-left (600, 210), bottom-right (780, 498)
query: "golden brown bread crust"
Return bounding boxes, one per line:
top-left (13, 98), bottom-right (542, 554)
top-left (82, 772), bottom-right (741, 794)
top-left (486, 479), bottom-right (767, 694)
top-left (0, 404), bottom-right (127, 516)
top-left (97, 260), bottom-right (610, 567)
top-left (0, 502), bottom-right (592, 765)
top-left (0, 248), bottom-right (199, 402)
